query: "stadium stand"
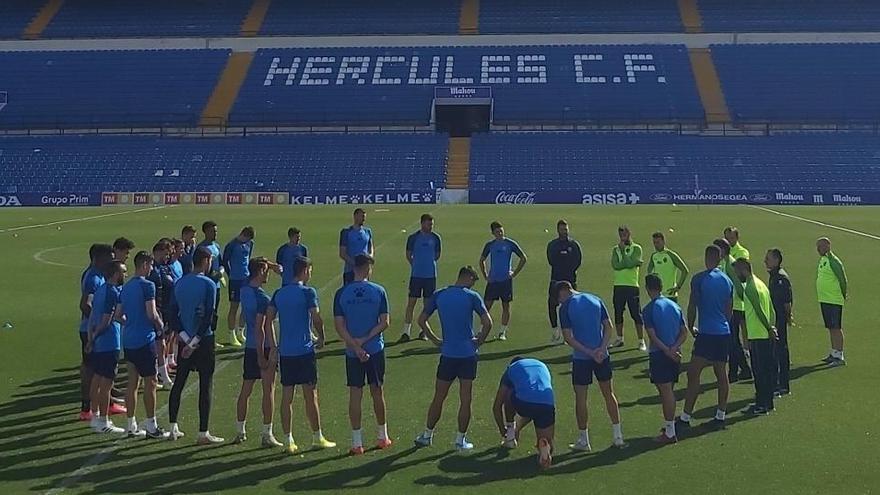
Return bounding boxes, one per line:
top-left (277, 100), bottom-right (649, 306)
top-left (698, 0), bottom-right (880, 32)
top-left (469, 132), bottom-right (880, 197)
top-left (478, 0), bottom-right (683, 34)
top-left (42, 0), bottom-right (253, 38)
top-left (0, 49), bottom-right (230, 128)
top-left (231, 45), bottom-right (703, 126)
top-left (0, 0), bottom-right (39, 39)
top-left (711, 43), bottom-right (880, 122)
top-left (0, 133), bottom-right (448, 194)
top-left (260, 0), bottom-right (460, 36)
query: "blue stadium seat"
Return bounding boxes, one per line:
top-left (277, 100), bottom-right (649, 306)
top-left (260, 0), bottom-right (459, 36)
top-left (712, 43), bottom-right (880, 122)
top-left (0, 0), bottom-right (39, 39)
top-left (0, 133), bottom-right (448, 194)
top-left (0, 49), bottom-right (230, 128)
top-left (231, 45), bottom-right (703, 126)
top-left (43, 0), bottom-right (253, 38)
top-left (699, 0), bottom-right (880, 32)
top-left (479, 0), bottom-right (682, 34)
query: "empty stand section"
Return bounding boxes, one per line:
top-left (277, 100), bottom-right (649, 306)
top-left (446, 137), bottom-right (471, 189)
top-left (712, 43), bottom-right (880, 122)
top-left (260, 0), bottom-right (459, 35)
top-left (240, 0), bottom-right (272, 36)
top-left (699, 0), bottom-right (880, 32)
top-left (459, 0), bottom-right (479, 34)
top-left (43, 0), bottom-right (252, 38)
top-left (677, 0), bottom-right (702, 33)
top-left (231, 45), bottom-right (703, 127)
top-left (201, 52), bottom-right (255, 127)
top-left (478, 0), bottom-right (682, 34)
top-left (23, 0), bottom-right (64, 40)
top-left (0, 50), bottom-right (230, 129)
top-left (0, 1), bottom-right (40, 39)
top-left (687, 48), bottom-right (729, 124)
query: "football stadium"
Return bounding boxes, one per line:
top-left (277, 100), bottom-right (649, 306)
top-left (1, 1), bottom-right (878, 493)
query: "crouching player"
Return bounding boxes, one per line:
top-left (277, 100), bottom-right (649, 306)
top-left (492, 357), bottom-right (555, 469)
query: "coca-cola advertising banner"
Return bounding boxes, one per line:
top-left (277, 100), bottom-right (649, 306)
top-left (472, 190), bottom-right (880, 205)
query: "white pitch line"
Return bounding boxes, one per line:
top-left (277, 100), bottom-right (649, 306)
top-left (45, 209), bottom-right (437, 494)
top-left (749, 205), bottom-right (880, 241)
top-left (33, 245), bottom-right (84, 268)
top-left (0, 205), bottom-right (171, 234)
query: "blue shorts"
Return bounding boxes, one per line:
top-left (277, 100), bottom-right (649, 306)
top-left (437, 356), bottom-right (477, 382)
top-left (649, 352), bottom-right (681, 384)
top-left (91, 351), bottom-right (120, 380)
top-left (693, 333), bottom-right (730, 363)
top-left (572, 358), bottom-right (613, 385)
top-left (485, 279), bottom-right (513, 302)
top-left (243, 347), bottom-right (273, 380)
top-left (512, 395), bottom-right (556, 429)
top-left (228, 279), bottom-right (245, 302)
top-left (409, 277), bottom-right (437, 299)
top-left (280, 353), bottom-right (318, 386)
top-left (346, 350), bottom-right (385, 388)
top-left (125, 343), bottom-right (158, 378)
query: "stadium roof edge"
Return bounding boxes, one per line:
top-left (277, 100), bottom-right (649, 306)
top-left (4, 32), bottom-right (880, 52)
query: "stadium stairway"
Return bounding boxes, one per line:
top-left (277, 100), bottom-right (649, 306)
top-left (688, 48), bottom-right (730, 124)
top-left (446, 137), bottom-right (471, 189)
top-left (22, 0), bottom-right (64, 40)
top-left (677, 0), bottom-right (703, 33)
top-left (459, 0), bottom-right (479, 35)
top-left (200, 51), bottom-right (255, 127)
top-left (241, 0), bottom-right (272, 37)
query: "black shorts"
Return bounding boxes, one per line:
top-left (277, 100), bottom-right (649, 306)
top-left (436, 356), bottom-right (477, 382)
top-left (409, 277), bottom-right (437, 299)
top-left (228, 279), bottom-right (244, 302)
top-left (280, 353), bottom-right (318, 386)
top-left (91, 351), bottom-right (120, 380)
top-left (649, 352), bottom-right (681, 384)
top-left (343, 271), bottom-right (355, 285)
top-left (692, 333), bottom-right (730, 363)
top-left (243, 347), bottom-right (274, 380)
top-left (572, 358), bottom-right (613, 385)
top-left (346, 350), bottom-right (385, 388)
top-left (612, 285), bottom-right (643, 325)
top-left (177, 334), bottom-right (216, 375)
top-left (820, 303), bottom-right (843, 329)
top-left (80, 332), bottom-right (90, 365)
top-left (125, 343), bottom-right (158, 378)
top-left (512, 396), bottom-right (556, 429)
top-left (485, 279), bottom-right (513, 302)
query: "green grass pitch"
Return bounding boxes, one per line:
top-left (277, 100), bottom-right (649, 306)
top-left (1, 204), bottom-right (877, 494)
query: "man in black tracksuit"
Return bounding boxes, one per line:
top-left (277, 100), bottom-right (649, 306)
top-left (765, 248), bottom-right (793, 395)
top-left (546, 219), bottom-right (582, 344)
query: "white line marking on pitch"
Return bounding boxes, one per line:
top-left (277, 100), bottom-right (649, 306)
top-left (33, 245), bottom-right (83, 268)
top-left (0, 205), bottom-right (171, 234)
top-left (45, 208), bottom-right (438, 494)
top-left (750, 205), bottom-right (880, 241)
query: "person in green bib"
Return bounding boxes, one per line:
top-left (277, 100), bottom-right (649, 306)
top-left (713, 238), bottom-right (752, 382)
top-left (816, 238), bottom-right (848, 367)
top-left (734, 259), bottom-right (779, 415)
top-left (610, 226), bottom-right (645, 351)
top-left (647, 232), bottom-right (689, 304)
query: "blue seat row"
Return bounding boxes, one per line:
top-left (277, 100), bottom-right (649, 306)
top-left (699, 0), bottom-right (880, 32)
top-left (478, 0), bottom-right (682, 34)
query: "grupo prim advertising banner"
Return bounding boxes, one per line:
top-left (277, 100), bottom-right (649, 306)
top-left (0, 193), bottom-right (101, 207)
top-left (473, 190), bottom-right (880, 205)
top-left (102, 192), bottom-right (290, 206)
top-left (289, 190), bottom-right (436, 205)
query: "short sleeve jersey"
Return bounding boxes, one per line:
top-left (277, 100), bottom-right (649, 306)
top-left (689, 268), bottom-right (733, 335)
top-left (501, 358), bottom-right (555, 406)
top-left (406, 231), bottom-right (442, 279)
top-left (422, 286), bottom-right (488, 358)
top-left (642, 296), bottom-right (685, 353)
top-left (559, 292), bottom-right (610, 360)
top-left (120, 276), bottom-right (157, 349)
top-left (271, 282), bottom-right (319, 357)
top-left (481, 238), bottom-right (524, 283)
top-left (333, 281), bottom-right (389, 357)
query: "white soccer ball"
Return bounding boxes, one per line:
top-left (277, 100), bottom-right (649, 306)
top-left (401, 229), bottom-right (407, 233)
top-left (544, 229), bottom-right (549, 233)
top-left (672, 203), bottom-right (678, 207)
top-left (669, 228), bottom-right (675, 233)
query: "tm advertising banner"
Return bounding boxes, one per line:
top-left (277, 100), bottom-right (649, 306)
top-left (473, 190), bottom-right (879, 206)
top-left (102, 192), bottom-right (290, 206)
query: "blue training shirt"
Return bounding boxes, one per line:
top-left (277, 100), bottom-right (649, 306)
top-left (333, 280), bottom-right (389, 357)
top-left (406, 231), bottom-right (442, 279)
top-left (643, 296), bottom-right (685, 353)
top-left (276, 243), bottom-right (308, 286)
top-left (559, 292), bottom-right (610, 360)
top-left (241, 284), bottom-right (271, 350)
top-left (690, 268), bottom-right (733, 335)
top-left (271, 282), bottom-right (319, 357)
top-left (169, 260), bottom-right (184, 282)
top-left (197, 239), bottom-right (222, 274)
top-left (174, 273), bottom-right (217, 339)
top-left (80, 265), bottom-right (105, 333)
top-left (481, 238), bottom-right (525, 283)
top-left (120, 276), bottom-right (156, 349)
top-left (180, 244), bottom-right (195, 274)
top-left (423, 285), bottom-right (488, 358)
top-left (90, 284), bottom-right (122, 353)
top-left (339, 226), bottom-right (373, 274)
top-left (223, 238), bottom-right (254, 281)
top-left (501, 358), bottom-right (555, 406)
